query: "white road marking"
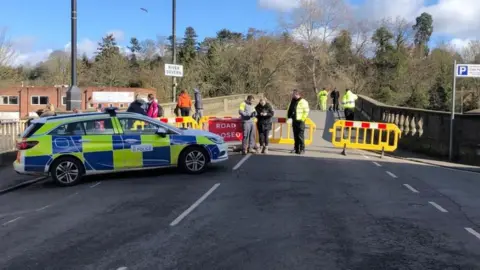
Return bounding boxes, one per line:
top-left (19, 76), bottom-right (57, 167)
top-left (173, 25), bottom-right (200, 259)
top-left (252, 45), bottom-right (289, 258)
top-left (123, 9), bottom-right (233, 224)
top-left (90, 182), bottom-right (101, 188)
top-left (403, 184), bottom-right (419, 193)
top-left (233, 154), bottom-right (252, 171)
top-left (36, 205), bottom-right (52, 212)
top-left (116, 267), bottom-right (128, 270)
top-left (386, 171), bottom-right (398, 178)
top-left (2, 217), bottom-right (22, 226)
top-left (362, 154), bottom-right (370, 159)
top-left (429, 201), bottom-right (448, 213)
top-left (465, 228), bottom-right (480, 240)
top-left (372, 162), bottom-right (382, 167)
top-left (170, 183), bottom-right (221, 226)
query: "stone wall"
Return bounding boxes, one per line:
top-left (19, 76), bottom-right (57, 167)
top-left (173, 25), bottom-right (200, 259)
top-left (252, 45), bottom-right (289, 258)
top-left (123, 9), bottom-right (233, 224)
top-left (356, 95), bottom-right (480, 165)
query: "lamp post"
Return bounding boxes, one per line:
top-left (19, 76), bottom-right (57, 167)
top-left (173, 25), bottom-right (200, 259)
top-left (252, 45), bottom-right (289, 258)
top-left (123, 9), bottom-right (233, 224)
top-left (66, 0), bottom-right (81, 111)
top-left (172, 0), bottom-right (177, 103)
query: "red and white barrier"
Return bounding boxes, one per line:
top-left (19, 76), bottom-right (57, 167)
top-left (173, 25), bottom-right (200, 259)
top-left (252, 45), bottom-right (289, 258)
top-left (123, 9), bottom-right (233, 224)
top-left (158, 117), bottom-right (187, 124)
top-left (344, 121), bottom-right (387, 129)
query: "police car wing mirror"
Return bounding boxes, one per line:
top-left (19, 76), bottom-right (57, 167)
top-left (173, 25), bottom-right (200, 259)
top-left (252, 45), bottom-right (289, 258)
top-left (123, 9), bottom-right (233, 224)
top-left (155, 127), bottom-right (168, 136)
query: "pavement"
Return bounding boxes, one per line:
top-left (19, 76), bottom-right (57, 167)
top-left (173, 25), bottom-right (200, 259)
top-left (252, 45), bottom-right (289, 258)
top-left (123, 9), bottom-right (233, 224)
top-left (1, 111), bottom-right (480, 269)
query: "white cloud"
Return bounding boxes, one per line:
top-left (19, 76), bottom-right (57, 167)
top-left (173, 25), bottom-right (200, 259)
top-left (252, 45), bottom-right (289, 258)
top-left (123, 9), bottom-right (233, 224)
top-left (9, 30), bottom-right (129, 66)
top-left (261, 0), bottom-right (480, 43)
top-left (107, 29), bottom-right (125, 42)
top-left (258, 0), bottom-right (299, 11)
top-left (449, 38), bottom-right (471, 52)
top-left (12, 49), bottom-right (53, 67)
top-left (64, 38), bottom-right (98, 57)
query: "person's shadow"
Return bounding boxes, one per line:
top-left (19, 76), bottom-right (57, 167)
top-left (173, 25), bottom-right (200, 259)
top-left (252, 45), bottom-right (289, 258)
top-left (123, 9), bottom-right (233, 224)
top-left (321, 110), bottom-right (343, 143)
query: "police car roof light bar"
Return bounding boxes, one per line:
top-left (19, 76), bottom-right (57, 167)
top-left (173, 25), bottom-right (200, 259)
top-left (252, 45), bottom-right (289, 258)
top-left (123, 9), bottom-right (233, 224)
top-left (104, 107), bottom-right (118, 116)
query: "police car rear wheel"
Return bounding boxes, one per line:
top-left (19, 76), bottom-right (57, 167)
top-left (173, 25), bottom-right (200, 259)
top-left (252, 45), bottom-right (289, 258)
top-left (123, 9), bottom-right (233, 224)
top-left (51, 157), bottom-right (84, 186)
top-left (180, 147), bottom-right (208, 174)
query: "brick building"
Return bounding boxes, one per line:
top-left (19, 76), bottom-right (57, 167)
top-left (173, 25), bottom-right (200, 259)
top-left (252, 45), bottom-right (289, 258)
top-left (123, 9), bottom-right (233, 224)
top-left (0, 86), bottom-right (156, 119)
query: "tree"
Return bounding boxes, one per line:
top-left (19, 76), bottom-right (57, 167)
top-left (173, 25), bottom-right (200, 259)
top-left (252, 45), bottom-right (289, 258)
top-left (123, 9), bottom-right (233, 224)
top-left (216, 29), bottom-right (243, 42)
top-left (413, 12), bottom-right (433, 57)
top-left (332, 29), bottom-right (353, 66)
top-left (43, 50), bottom-right (70, 85)
top-left (0, 28), bottom-right (15, 66)
top-left (280, 0), bottom-right (350, 94)
top-left (0, 28), bottom-right (18, 87)
top-left (95, 34), bottom-right (120, 61)
top-left (127, 37), bottom-right (142, 66)
top-left (93, 34), bottom-right (128, 86)
top-left (179, 26), bottom-right (198, 67)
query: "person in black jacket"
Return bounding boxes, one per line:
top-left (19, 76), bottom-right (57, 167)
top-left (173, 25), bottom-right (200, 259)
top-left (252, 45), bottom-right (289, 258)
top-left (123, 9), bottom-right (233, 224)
top-left (127, 98), bottom-right (147, 115)
top-left (255, 98), bottom-right (275, 154)
top-left (330, 88), bottom-right (340, 112)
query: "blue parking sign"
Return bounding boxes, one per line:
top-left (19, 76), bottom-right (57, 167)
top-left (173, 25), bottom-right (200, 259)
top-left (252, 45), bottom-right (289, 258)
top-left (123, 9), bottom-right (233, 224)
top-left (458, 65), bottom-right (468, 76)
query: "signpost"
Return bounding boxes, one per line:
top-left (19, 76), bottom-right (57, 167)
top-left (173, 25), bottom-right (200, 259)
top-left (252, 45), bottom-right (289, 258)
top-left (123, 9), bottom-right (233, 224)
top-left (450, 62), bottom-right (480, 160)
top-left (165, 64), bottom-right (184, 77)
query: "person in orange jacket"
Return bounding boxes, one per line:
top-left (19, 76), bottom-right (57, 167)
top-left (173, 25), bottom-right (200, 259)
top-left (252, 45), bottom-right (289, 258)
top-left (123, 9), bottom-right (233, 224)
top-left (177, 90), bottom-right (192, 116)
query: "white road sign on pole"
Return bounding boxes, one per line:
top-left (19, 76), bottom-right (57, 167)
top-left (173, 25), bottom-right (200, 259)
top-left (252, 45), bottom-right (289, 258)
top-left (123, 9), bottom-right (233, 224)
top-left (455, 64), bottom-right (480, 77)
top-left (165, 64), bottom-right (183, 77)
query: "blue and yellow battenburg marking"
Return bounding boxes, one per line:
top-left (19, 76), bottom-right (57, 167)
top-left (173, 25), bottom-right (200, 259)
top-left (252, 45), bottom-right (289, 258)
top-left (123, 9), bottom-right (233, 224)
top-left (21, 134), bottom-right (219, 173)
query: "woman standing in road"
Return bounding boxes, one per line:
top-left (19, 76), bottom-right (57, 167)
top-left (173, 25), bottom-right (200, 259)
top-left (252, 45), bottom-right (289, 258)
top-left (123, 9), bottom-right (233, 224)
top-left (255, 98), bottom-right (274, 154)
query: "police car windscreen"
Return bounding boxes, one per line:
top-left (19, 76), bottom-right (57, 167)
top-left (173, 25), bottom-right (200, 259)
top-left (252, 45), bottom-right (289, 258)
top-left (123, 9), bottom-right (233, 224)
top-left (22, 123), bottom-right (44, 138)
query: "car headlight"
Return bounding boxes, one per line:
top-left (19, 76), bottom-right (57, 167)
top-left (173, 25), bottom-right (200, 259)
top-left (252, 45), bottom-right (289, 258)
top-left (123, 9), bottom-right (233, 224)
top-left (207, 136), bottom-right (224, 144)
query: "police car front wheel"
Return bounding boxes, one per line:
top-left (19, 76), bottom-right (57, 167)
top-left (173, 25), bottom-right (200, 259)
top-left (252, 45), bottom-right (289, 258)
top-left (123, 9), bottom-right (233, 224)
top-left (50, 157), bottom-right (85, 186)
top-left (179, 147), bottom-right (208, 174)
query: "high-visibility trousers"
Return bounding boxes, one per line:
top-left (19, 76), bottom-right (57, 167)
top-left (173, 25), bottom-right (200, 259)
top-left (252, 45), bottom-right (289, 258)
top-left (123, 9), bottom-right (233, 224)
top-left (319, 97), bottom-right (327, 111)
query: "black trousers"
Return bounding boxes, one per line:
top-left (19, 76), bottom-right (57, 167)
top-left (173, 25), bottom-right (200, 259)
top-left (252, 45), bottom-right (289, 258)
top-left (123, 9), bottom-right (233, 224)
top-left (292, 120), bottom-right (305, 152)
top-left (332, 99), bottom-right (339, 111)
top-left (180, 108), bottom-right (190, 116)
top-left (344, 108), bottom-right (354, 120)
top-left (257, 125), bottom-right (270, 146)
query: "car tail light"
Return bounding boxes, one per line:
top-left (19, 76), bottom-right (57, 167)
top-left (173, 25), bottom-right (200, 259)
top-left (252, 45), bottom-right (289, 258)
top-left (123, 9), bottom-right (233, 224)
top-left (17, 141), bottom-right (39, 150)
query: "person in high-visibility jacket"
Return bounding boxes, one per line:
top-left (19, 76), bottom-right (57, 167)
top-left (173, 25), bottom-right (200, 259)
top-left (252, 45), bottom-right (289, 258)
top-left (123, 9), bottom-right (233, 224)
top-left (287, 89), bottom-right (310, 154)
top-left (342, 88), bottom-right (358, 121)
top-left (317, 88), bottom-right (328, 111)
top-left (239, 95), bottom-right (257, 155)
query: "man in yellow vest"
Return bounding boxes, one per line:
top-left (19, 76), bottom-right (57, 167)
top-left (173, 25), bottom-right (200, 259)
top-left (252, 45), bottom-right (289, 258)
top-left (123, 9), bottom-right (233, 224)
top-left (287, 89), bottom-right (310, 154)
top-left (342, 88), bottom-right (358, 120)
top-left (317, 88), bottom-right (328, 111)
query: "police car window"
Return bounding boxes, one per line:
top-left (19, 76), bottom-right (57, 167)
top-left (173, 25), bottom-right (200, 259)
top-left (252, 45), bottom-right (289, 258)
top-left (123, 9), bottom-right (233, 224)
top-left (118, 118), bottom-right (159, 134)
top-left (50, 119), bottom-right (114, 136)
top-left (83, 119), bottom-right (115, 135)
top-left (50, 122), bottom-right (85, 136)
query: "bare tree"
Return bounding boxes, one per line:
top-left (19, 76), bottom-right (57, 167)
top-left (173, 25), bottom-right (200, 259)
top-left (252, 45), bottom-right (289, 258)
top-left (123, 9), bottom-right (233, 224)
top-left (347, 19), bottom-right (375, 57)
top-left (43, 50), bottom-right (70, 85)
top-left (382, 17), bottom-right (414, 51)
top-left (280, 0), bottom-right (350, 93)
top-left (0, 28), bottom-right (16, 66)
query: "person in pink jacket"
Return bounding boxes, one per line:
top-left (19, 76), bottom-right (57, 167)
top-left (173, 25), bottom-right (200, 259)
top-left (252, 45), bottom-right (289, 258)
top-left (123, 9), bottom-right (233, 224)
top-left (146, 94), bottom-right (159, 118)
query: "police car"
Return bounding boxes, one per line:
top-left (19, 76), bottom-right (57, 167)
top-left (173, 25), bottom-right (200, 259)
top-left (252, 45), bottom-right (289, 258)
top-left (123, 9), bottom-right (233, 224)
top-left (13, 108), bottom-right (228, 186)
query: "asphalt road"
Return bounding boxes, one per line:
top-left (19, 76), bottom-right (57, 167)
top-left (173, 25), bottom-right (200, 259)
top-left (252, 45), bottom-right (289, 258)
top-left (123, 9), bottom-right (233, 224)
top-left (1, 111), bottom-right (480, 269)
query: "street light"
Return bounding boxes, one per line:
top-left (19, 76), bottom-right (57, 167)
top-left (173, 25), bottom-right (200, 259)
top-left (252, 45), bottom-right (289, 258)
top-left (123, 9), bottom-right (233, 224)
top-left (66, 0), bottom-right (81, 111)
top-left (140, 2), bottom-right (177, 103)
top-left (172, 0), bottom-right (177, 103)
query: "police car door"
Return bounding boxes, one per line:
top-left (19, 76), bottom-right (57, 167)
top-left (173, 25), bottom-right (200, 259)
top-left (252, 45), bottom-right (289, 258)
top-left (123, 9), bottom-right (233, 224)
top-left (81, 118), bottom-right (122, 172)
top-left (117, 116), bottom-right (171, 168)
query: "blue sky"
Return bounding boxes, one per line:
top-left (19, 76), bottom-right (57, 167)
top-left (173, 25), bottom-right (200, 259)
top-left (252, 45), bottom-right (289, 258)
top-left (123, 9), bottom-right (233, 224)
top-left (0, 0), bottom-right (477, 64)
top-left (0, 0), bottom-right (279, 53)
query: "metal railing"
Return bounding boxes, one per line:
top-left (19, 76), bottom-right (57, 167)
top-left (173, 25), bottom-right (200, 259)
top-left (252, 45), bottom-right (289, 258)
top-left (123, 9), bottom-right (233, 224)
top-left (0, 120), bottom-right (27, 153)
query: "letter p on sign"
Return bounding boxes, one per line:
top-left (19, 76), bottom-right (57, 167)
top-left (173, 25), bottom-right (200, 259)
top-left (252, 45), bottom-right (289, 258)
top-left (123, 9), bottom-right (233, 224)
top-left (458, 65), bottom-right (468, 76)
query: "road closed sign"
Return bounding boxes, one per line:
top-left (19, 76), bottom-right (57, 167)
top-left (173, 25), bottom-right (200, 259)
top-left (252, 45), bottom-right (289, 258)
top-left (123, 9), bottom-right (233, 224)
top-left (165, 64), bottom-right (184, 77)
top-left (208, 119), bottom-right (243, 142)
